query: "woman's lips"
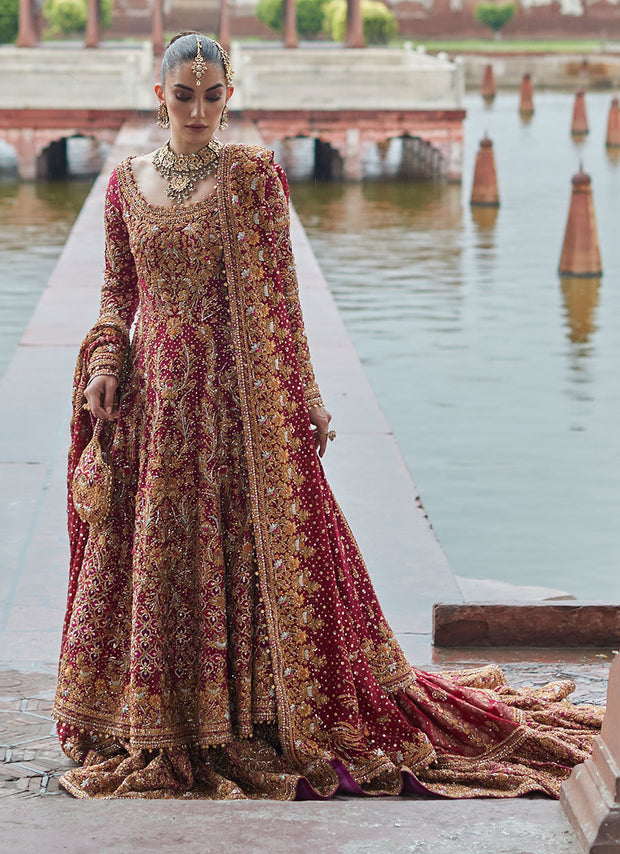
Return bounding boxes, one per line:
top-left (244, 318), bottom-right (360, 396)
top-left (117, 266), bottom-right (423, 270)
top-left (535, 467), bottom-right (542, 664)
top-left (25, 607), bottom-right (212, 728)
top-left (187, 125), bottom-right (207, 131)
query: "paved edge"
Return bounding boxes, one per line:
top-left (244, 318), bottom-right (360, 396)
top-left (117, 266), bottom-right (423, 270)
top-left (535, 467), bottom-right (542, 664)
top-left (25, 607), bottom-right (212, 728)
top-left (434, 602), bottom-right (620, 647)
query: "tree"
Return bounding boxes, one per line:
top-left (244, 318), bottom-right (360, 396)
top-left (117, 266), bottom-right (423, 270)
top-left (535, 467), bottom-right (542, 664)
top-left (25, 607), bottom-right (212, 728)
top-left (256, 0), bottom-right (328, 38)
top-left (474, 2), bottom-right (516, 39)
top-left (0, 0), bottom-right (19, 43)
top-left (324, 0), bottom-right (397, 44)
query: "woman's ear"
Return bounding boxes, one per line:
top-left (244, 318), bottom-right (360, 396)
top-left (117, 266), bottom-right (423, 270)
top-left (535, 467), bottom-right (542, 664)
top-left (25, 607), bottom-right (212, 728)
top-left (154, 82), bottom-right (164, 104)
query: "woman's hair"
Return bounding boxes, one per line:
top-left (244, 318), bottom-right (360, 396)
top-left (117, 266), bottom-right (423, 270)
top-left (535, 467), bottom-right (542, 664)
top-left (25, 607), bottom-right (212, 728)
top-left (161, 32), bottom-right (232, 86)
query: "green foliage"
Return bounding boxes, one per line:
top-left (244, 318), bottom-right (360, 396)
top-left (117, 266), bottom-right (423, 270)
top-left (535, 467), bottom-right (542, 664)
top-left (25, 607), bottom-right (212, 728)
top-left (256, 0), bottom-right (284, 33)
top-left (415, 38), bottom-right (601, 53)
top-left (43, 0), bottom-right (111, 35)
top-left (473, 2), bottom-right (516, 35)
top-left (255, 0), bottom-right (327, 38)
top-left (323, 0), bottom-right (345, 39)
top-left (0, 0), bottom-right (19, 43)
top-left (44, 0), bottom-right (87, 35)
top-left (327, 0), bottom-right (397, 44)
top-left (362, 0), bottom-right (397, 44)
top-left (297, 0), bottom-right (327, 37)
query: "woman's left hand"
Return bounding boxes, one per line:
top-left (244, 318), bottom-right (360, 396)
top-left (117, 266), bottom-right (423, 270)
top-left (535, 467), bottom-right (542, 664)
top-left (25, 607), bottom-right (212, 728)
top-left (309, 405), bottom-right (333, 458)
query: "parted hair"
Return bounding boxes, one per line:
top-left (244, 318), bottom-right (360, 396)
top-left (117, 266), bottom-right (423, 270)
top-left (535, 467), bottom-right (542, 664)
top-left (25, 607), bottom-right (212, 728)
top-left (161, 32), bottom-right (227, 85)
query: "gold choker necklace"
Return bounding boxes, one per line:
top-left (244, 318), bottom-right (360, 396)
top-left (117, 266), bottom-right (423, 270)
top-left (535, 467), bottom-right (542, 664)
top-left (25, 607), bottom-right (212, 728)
top-left (152, 139), bottom-right (223, 205)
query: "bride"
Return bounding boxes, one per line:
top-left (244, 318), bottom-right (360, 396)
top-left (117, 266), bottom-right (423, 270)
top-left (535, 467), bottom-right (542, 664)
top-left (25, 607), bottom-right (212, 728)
top-left (53, 32), bottom-right (602, 800)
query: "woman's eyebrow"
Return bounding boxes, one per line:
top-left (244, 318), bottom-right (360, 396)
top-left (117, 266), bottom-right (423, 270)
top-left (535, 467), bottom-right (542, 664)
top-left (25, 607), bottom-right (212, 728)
top-left (172, 82), bottom-right (225, 92)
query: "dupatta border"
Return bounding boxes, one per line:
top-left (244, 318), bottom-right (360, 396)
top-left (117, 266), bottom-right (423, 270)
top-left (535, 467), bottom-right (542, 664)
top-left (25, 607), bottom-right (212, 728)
top-left (217, 144), bottom-right (297, 759)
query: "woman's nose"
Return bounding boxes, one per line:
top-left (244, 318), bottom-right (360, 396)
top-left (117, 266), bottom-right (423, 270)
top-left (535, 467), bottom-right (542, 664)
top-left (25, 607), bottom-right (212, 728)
top-left (191, 99), bottom-right (206, 119)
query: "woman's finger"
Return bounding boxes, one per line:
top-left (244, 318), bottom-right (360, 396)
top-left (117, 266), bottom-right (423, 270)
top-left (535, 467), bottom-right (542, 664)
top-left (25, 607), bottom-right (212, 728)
top-left (103, 380), bottom-right (117, 417)
top-left (84, 377), bottom-right (118, 421)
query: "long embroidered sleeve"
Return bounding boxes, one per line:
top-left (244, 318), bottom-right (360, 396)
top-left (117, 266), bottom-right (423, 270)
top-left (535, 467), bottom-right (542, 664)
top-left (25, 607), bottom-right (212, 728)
top-left (266, 163), bottom-right (323, 409)
top-left (87, 172), bottom-right (139, 380)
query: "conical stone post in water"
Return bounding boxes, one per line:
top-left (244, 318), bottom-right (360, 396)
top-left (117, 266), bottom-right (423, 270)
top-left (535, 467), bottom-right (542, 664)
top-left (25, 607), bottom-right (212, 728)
top-left (519, 73), bottom-right (534, 116)
top-left (571, 89), bottom-right (589, 136)
top-left (470, 137), bottom-right (500, 207)
top-left (558, 170), bottom-right (602, 277)
top-left (606, 96), bottom-right (620, 147)
top-left (481, 64), bottom-right (496, 101)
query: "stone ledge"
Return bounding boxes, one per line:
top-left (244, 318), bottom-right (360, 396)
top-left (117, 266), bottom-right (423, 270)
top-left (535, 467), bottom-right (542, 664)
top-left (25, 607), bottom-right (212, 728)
top-left (433, 603), bottom-right (620, 648)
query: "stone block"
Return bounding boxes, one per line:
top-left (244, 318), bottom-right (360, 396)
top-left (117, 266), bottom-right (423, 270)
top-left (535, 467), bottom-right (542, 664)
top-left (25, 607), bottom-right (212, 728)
top-left (231, 45), bottom-right (464, 112)
top-left (433, 603), bottom-right (620, 647)
top-left (562, 654), bottom-right (620, 853)
top-left (0, 45), bottom-right (156, 111)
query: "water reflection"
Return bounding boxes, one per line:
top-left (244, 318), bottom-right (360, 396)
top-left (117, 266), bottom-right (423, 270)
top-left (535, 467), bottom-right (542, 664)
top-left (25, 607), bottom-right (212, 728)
top-left (470, 205), bottom-right (499, 233)
top-left (293, 91), bottom-right (620, 599)
top-left (0, 179), bottom-right (93, 377)
top-left (292, 181), bottom-right (463, 233)
top-left (605, 147), bottom-right (620, 166)
top-left (560, 277), bottom-right (601, 344)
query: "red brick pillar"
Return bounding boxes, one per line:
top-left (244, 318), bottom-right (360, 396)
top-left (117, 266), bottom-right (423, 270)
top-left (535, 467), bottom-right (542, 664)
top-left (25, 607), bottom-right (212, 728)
top-left (283, 0), bottom-right (297, 48)
top-left (571, 89), bottom-right (588, 136)
top-left (17, 0), bottom-right (37, 47)
top-left (470, 137), bottom-right (499, 207)
top-left (218, 0), bottom-right (231, 54)
top-left (558, 171), bottom-right (601, 277)
top-left (346, 0), bottom-right (365, 48)
top-left (152, 0), bottom-right (164, 55)
top-left (519, 73), bottom-right (534, 116)
top-left (481, 64), bottom-right (496, 102)
top-left (606, 96), bottom-right (620, 148)
top-left (85, 0), bottom-right (100, 48)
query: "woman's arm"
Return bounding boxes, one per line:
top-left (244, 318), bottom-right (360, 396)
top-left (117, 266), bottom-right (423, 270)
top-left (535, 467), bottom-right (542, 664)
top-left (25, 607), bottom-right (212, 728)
top-left (84, 170), bottom-right (139, 420)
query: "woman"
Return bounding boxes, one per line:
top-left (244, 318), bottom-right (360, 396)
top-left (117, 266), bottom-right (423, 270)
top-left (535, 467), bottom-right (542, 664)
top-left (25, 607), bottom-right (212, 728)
top-left (53, 33), bottom-right (602, 800)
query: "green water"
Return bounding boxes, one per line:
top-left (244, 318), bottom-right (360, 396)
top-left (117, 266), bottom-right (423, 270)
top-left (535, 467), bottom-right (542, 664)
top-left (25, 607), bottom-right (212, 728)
top-left (0, 179), bottom-right (93, 377)
top-left (291, 91), bottom-right (620, 600)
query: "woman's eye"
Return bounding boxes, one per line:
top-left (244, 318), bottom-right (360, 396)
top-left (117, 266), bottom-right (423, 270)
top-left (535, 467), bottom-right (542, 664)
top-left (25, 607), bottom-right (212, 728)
top-left (207, 95), bottom-right (222, 103)
top-left (176, 95), bottom-right (191, 102)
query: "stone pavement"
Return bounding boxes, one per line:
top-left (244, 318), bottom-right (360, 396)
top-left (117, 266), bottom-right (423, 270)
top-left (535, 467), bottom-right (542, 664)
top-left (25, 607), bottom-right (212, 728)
top-left (0, 117), bottom-right (614, 851)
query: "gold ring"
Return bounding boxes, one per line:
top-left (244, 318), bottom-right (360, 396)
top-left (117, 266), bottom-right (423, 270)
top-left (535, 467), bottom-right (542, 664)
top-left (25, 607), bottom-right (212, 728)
top-left (328, 430), bottom-right (336, 441)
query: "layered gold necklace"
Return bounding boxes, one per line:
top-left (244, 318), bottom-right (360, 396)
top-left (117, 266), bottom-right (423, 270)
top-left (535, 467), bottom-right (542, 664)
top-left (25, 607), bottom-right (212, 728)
top-left (152, 139), bottom-right (223, 205)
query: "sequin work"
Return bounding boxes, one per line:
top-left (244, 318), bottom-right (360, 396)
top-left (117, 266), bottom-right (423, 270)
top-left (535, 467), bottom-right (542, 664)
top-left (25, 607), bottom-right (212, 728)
top-left (53, 145), bottom-right (603, 800)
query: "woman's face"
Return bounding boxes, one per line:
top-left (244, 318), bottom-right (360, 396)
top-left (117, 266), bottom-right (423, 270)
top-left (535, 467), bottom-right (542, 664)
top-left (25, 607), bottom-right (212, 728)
top-left (155, 59), bottom-right (233, 153)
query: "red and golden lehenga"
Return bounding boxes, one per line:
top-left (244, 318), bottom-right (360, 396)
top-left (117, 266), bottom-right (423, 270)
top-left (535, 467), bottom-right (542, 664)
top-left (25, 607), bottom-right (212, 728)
top-left (53, 144), bottom-right (603, 800)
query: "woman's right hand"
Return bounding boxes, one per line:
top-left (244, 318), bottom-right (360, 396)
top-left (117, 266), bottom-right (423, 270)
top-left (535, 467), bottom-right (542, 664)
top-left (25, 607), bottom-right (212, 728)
top-left (83, 375), bottom-right (119, 420)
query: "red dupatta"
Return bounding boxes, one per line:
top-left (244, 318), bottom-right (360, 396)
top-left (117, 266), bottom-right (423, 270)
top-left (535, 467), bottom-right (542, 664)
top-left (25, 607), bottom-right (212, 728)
top-left (217, 145), bottom-right (437, 791)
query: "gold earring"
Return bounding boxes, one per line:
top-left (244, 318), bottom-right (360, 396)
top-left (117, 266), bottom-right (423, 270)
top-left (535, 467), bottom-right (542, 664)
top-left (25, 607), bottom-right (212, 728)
top-left (219, 105), bottom-right (229, 130)
top-left (156, 103), bottom-right (169, 129)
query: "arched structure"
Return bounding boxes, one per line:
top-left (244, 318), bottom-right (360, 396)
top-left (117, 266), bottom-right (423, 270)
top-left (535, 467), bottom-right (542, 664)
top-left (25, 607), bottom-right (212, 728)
top-left (270, 132), bottom-right (446, 182)
top-left (245, 110), bottom-right (463, 181)
top-left (0, 117), bottom-right (120, 180)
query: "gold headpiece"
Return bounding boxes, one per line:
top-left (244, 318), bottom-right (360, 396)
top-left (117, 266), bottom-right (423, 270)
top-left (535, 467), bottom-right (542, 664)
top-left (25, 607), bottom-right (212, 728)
top-left (214, 40), bottom-right (234, 86)
top-left (191, 34), bottom-right (208, 86)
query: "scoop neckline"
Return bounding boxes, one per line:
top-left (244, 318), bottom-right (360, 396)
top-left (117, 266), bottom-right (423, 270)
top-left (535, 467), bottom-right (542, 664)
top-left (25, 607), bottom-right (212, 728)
top-left (123, 151), bottom-right (223, 213)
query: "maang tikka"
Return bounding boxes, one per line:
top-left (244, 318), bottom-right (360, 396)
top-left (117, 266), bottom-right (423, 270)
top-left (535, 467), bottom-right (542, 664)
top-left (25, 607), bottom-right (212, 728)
top-left (191, 34), bottom-right (208, 86)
